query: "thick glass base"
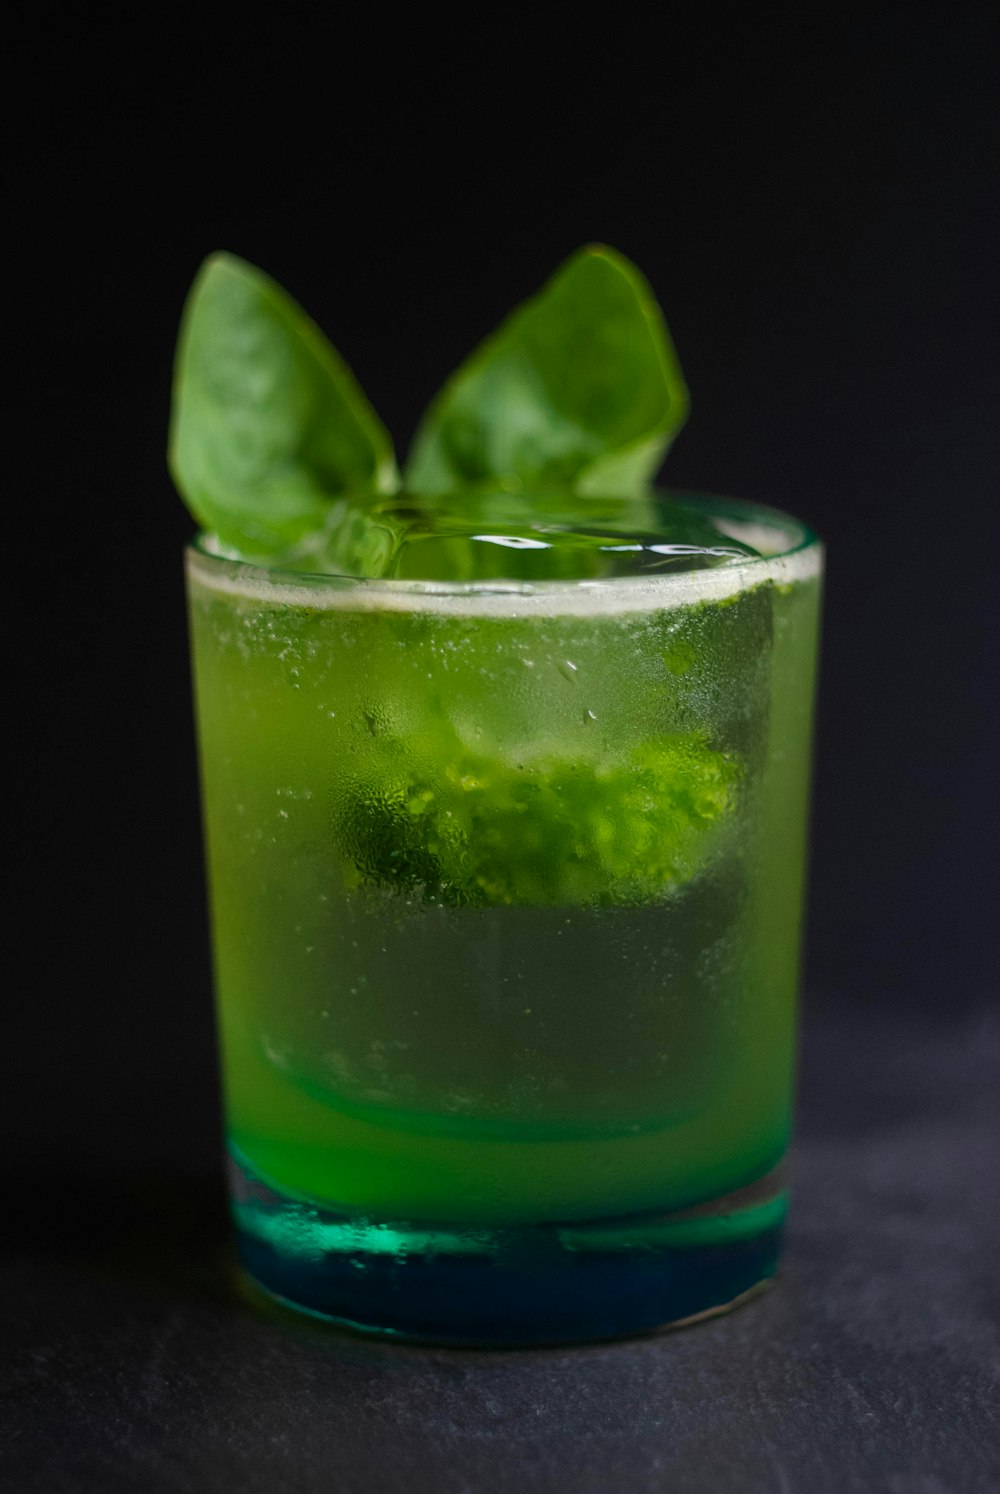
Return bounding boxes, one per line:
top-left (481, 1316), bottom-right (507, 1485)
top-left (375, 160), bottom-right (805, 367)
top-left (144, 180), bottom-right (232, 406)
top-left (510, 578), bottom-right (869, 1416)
top-left (229, 1149), bottom-right (786, 1347)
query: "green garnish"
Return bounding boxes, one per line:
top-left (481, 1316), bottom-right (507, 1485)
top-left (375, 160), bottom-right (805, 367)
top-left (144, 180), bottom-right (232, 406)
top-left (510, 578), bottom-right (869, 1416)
top-left (406, 246), bottom-right (688, 499)
top-left (170, 245), bottom-right (687, 565)
top-left (169, 253), bottom-right (397, 561)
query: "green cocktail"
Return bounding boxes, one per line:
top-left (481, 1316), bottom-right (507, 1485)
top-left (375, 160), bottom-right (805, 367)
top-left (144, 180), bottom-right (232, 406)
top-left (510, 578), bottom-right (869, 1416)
top-left (176, 249), bottom-right (822, 1341)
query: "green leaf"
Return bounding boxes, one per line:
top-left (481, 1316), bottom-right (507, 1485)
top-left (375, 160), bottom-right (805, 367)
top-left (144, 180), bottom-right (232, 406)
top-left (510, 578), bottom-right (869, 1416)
top-left (405, 245), bottom-right (688, 499)
top-left (169, 252), bottom-right (398, 558)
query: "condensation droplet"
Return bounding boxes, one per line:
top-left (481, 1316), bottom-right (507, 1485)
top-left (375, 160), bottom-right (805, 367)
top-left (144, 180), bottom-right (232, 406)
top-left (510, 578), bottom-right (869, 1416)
top-left (556, 659), bottom-right (579, 683)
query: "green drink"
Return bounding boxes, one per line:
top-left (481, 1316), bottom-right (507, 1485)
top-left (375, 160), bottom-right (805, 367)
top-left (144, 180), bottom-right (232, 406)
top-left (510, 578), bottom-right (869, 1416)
top-left (188, 493), bottom-right (820, 1339)
top-left (175, 249), bottom-right (822, 1341)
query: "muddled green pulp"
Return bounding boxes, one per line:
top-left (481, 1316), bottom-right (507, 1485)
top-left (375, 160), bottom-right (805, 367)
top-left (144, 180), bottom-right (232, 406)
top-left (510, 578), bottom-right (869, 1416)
top-left (189, 499), bottom-right (820, 1227)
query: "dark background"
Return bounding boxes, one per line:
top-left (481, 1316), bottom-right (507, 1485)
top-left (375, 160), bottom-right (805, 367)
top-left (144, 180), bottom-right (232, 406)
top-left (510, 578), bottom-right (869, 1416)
top-left (7, 7), bottom-right (999, 1491)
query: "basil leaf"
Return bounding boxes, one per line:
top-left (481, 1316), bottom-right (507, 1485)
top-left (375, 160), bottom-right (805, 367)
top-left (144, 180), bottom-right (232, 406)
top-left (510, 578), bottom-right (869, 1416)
top-left (405, 245), bottom-right (688, 498)
top-left (169, 252), bottom-right (398, 558)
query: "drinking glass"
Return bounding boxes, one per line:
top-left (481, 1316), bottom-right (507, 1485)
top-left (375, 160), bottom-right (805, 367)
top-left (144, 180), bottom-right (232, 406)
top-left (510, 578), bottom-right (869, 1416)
top-left (186, 494), bottom-right (822, 1344)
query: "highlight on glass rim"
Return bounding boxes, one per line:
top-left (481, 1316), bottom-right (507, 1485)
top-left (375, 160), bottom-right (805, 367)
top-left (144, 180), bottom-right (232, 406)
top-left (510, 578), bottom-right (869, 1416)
top-left (174, 244), bottom-right (823, 1345)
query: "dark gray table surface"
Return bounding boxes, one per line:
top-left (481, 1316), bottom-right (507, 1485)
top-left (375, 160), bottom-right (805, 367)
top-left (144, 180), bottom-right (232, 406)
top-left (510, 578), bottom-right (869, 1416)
top-left (3, 1001), bottom-right (998, 1494)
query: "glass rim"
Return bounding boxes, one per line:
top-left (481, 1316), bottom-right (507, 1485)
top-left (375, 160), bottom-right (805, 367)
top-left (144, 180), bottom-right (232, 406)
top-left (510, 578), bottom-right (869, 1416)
top-left (186, 491), bottom-right (823, 617)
